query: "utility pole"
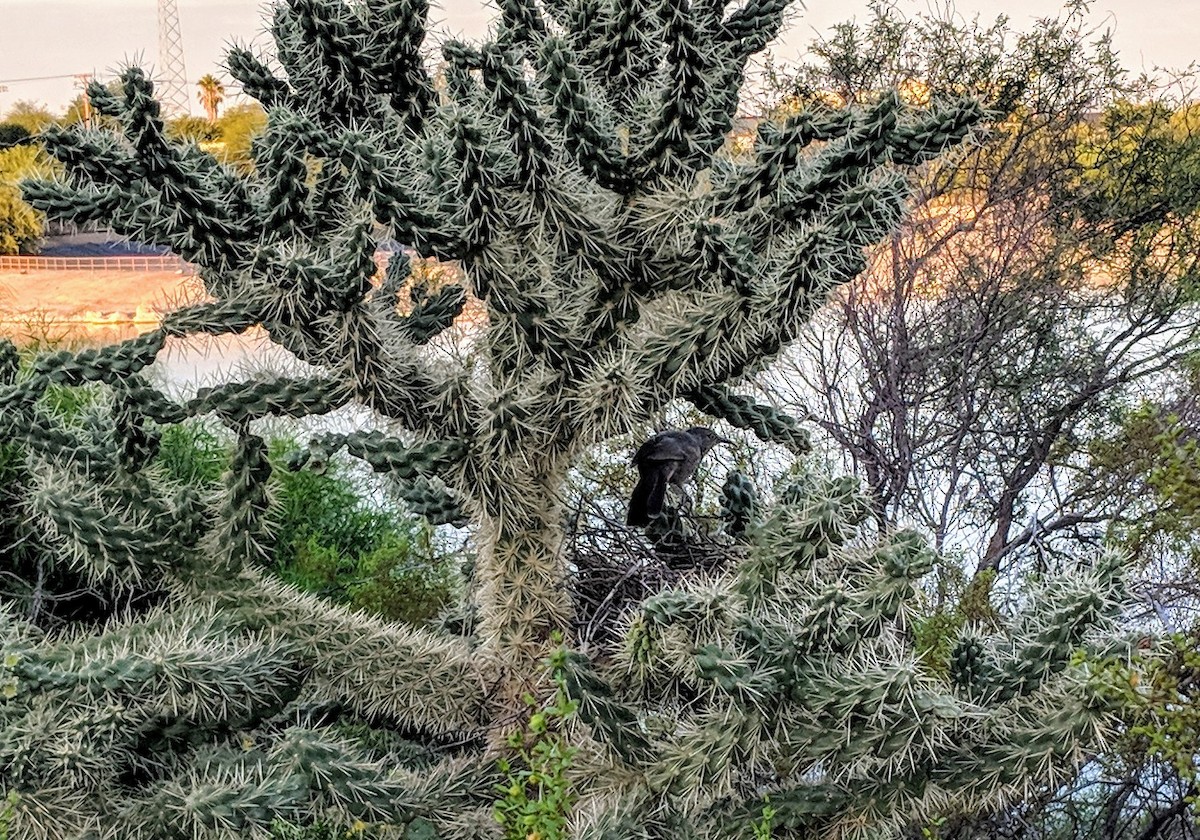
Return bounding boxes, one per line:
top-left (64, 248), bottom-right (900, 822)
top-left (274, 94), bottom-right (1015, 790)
top-left (73, 73), bottom-right (93, 127)
top-left (156, 0), bottom-right (189, 116)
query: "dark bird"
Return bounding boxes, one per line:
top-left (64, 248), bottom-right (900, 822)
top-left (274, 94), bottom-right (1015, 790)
top-left (627, 427), bottom-right (731, 526)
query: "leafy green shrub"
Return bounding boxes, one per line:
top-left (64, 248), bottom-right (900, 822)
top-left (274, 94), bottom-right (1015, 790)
top-left (494, 641), bottom-right (579, 840)
top-left (156, 420), bottom-right (229, 487)
top-left (347, 533), bottom-right (456, 625)
top-left (160, 430), bottom-right (458, 623)
top-left (0, 123), bottom-right (30, 149)
top-left (165, 115), bottom-right (219, 144)
top-left (0, 791), bottom-right (20, 840)
top-left (270, 439), bottom-right (398, 569)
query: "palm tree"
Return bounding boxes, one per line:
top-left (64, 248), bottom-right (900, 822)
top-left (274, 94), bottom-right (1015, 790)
top-left (196, 74), bottom-right (225, 124)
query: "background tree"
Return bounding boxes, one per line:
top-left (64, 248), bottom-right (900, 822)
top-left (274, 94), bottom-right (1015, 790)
top-left (761, 1), bottom-right (1200, 587)
top-left (0, 101), bottom-right (55, 135)
top-left (197, 72), bottom-right (226, 124)
top-left (213, 101), bottom-right (266, 169)
top-left (0, 124), bottom-right (31, 149)
top-left (758, 2), bottom-right (1200, 835)
top-left (0, 0), bottom-right (1154, 837)
top-left (0, 144), bottom-right (56, 254)
top-left (61, 94), bottom-right (92, 127)
top-left (166, 114), bottom-right (219, 143)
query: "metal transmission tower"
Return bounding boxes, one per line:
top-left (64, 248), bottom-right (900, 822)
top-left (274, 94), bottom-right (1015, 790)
top-left (156, 0), bottom-right (190, 116)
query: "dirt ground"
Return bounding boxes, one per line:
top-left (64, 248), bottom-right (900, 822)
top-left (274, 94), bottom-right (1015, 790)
top-left (0, 268), bottom-right (200, 342)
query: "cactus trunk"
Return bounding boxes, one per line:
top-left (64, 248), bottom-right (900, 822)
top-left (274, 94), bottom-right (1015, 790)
top-left (471, 454), bottom-right (574, 717)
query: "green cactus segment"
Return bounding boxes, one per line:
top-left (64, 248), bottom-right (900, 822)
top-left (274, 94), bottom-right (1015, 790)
top-left (688, 385), bottom-right (811, 452)
top-left (288, 431), bottom-right (466, 480)
top-left (953, 549), bottom-right (1127, 702)
top-left (481, 44), bottom-right (554, 187)
top-left (558, 651), bottom-right (656, 767)
top-left (0, 407), bottom-right (109, 477)
top-left (20, 179), bottom-right (124, 230)
top-left (186, 377), bottom-right (349, 424)
top-left (0, 339), bottom-right (17, 386)
top-left (161, 298), bottom-right (264, 338)
top-left (6, 612), bottom-right (298, 725)
top-left (39, 124), bottom-right (143, 185)
top-left (636, 0), bottom-right (715, 181)
top-left (442, 40), bottom-right (483, 102)
top-left (259, 124), bottom-right (315, 234)
top-left (949, 635), bottom-right (991, 693)
top-left (84, 78), bottom-right (124, 118)
top-left (539, 37), bottom-right (630, 193)
top-left (775, 92), bottom-right (901, 222)
top-left (451, 113), bottom-right (506, 255)
top-left (696, 219), bottom-right (758, 296)
top-left (400, 283), bottom-right (468, 345)
top-left (366, 0), bottom-right (435, 130)
top-left (719, 0), bottom-right (791, 57)
top-left (720, 470), bottom-right (758, 539)
top-left (30, 330), bottom-right (165, 389)
top-left (112, 388), bottom-right (161, 473)
top-left (892, 97), bottom-right (985, 165)
top-left (215, 431), bottom-right (273, 567)
top-left (395, 476), bottom-right (468, 527)
top-left (29, 476), bottom-right (172, 586)
top-left (737, 474), bottom-right (872, 602)
top-left (226, 46), bottom-right (294, 109)
top-left (716, 110), bottom-right (853, 214)
top-left (592, 0), bottom-right (659, 112)
top-left (209, 570), bottom-right (487, 734)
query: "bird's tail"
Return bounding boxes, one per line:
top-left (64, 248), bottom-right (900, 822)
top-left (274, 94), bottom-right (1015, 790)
top-left (627, 471), bottom-right (667, 526)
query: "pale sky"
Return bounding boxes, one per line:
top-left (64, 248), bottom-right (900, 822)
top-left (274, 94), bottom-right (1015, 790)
top-left (0, 0), bottom-right (1196, 113)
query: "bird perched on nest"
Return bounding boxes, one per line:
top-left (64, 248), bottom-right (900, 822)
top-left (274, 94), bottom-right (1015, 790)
top-left (627, 427), bottom-right (730, 526)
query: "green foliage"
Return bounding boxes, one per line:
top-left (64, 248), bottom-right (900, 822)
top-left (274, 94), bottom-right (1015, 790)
top-left (166, 115), bottom-right (220, 143)
top-left (1088, 632), bottom-right (1200, 788)
top-left (1129, 634), bottom-right (1200, 786)
top-left (0, 124), bottom-right (30, 149)
top-left (161, 428), bottom-right (459, 624)
top-left (494, 641), bottom-right (579, 840)
top-left (0, 791), bottom-right (19, 840)
top-left (1087, 393), bottom-right (1200, 569)
top-left (0, 144), bottom-right (55, 255)
top-left (270, 439), bottom-right (399, 569)
top-left (215, 102), bottom-right (268, 170)
top-left (0, 186), bottom-right (41, 255)
top-left (750, 796), bottom-right (776, 840)
top-left (1, 101), bottom-right (55, 135)
top-left (344, 535), bottom-right (456, 625)
top-left (1074, 100), bottom-right (1200, 238)
top-left (267, 821), bottom-right (340, 840)
top-left (911, 566), bottom-right (1000, 679)
top-left (155, 420), bottom-right (229, 486)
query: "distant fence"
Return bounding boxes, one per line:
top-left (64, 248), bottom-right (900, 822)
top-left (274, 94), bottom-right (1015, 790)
top-left (0, 255), bottom-right (195, 274)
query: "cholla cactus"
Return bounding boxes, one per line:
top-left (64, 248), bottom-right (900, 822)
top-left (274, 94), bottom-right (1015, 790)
top-left (0, 0), bottom-right (1138, 837)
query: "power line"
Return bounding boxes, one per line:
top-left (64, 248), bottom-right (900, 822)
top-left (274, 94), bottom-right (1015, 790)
top-left (0, 74), bottom-right (88, 85)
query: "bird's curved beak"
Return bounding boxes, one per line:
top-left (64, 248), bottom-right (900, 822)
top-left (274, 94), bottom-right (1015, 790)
top-left (718, 436), bottom-right (734, 446)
